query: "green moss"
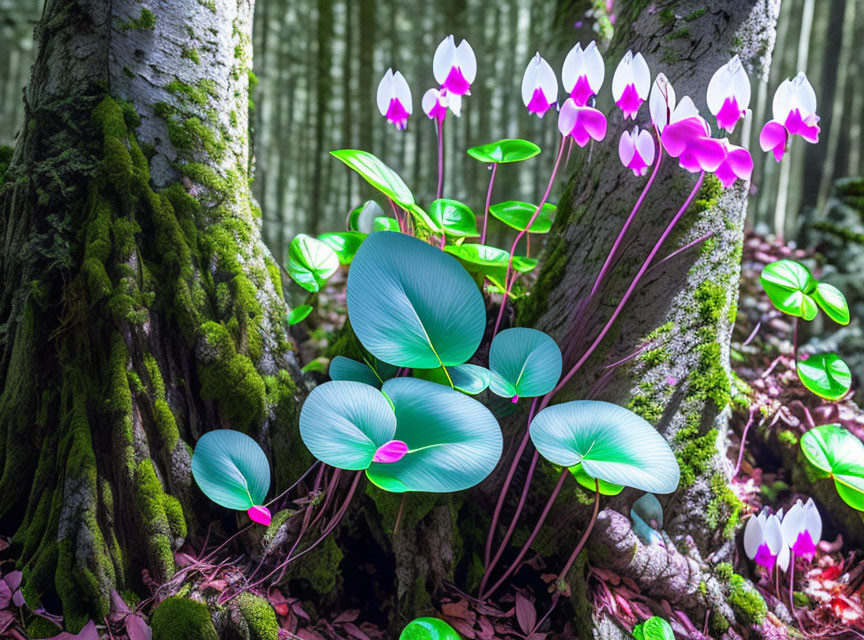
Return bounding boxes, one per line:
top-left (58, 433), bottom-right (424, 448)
top-left (119, 8), bottom-right (155, 31)
top-left (706, 473), bottom-right (743, 539)
top-left (26, 616), bottom-right (64, 638)
top-left (235, 593), bottom-right (279, 640)
top-left (728, 574), bottom-right (767, 624)
top-left (669, 27), bottom-right (691, 39)
top-left (685, 7), bottom-right (707, 21)
top-left (290, 534), bottom-right (343, 595)
top-left (777, 429), bottom-right (799, 446)
top-left (659, 7), bottom-right (676, 24)
top-left (151, 597), bottom-right (218, 640)
top-left (133, 460), bottom-right (176, 578)
top-left (162, 494), bottom-right (187, 538)
top-left (639, 346), bottom-right (670, 367)
top-left (676, 428), bottom-right (718, 486)
top-left (628, 394), bottom-right (664, 424)
top-left (182, 47), bottom-right (201, 64)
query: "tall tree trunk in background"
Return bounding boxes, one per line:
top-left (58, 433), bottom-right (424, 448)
top-left (0, 0), bottom-right (306, 632)
top-left (516, 1), bottom-right (780, 635)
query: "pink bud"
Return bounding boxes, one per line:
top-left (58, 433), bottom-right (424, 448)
top-left (247, 505), bottom-right (272, 526)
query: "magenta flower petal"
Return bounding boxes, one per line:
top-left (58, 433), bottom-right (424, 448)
top-left (616, 83), bottom-right (643, 119)
top-left (793, 530), bottom-right (817, 561)
top-left (526, 87), bottom-right (552, 117)
top-left (753, 542), bottom-right (778, 573)
top-left (661, 118), bottom-right (705, 157)
top-left (247, 505), bottom-right (272, 526)
top-left (372, 439), bottom-right (409, 463)
top-left (716, 96), bottom-right (743, 133)
top-left (759, 120), bottom-right (788, 162)
top-left (570, 74), bottom-right (594, 106)
top-left (442, 66), bottom-right (471, 95)
top-left (689, 137), bottom-right (726, 172)
top-left (386, 99), bottom-right (410, 130)
top-left (785, 108), bottom-right (821, 143)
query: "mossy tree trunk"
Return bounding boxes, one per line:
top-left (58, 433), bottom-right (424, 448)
top-left (0, 0), bottom-right (307, 631)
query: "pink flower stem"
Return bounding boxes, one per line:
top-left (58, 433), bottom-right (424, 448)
top-left (480, 469), bottom-right (568, 600)
top-left (437, 118), bottom-right (445, 199)
top-left (646, 231), bottom-right (713, 277)
top-left (389, 198), bottom-right (405, 234)
top-left (480, 163), bottom-right (498, 244)
top-left (557, 479), bottom-right (600, 582)
top-left (492, 136), bottom-right (567, 337)
top-left (733, 407), bottom-right (758, 477)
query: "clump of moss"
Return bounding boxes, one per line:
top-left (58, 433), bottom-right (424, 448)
top-left (120, 8), bottom-right (155, 31)
top-left (235, 593), bottom-right (280, 640)
top-left (706, 473), bottom-right (743, 539)
top-left (182, 47), bottom-right (201, 64)
top-left (152, 597), bottom-right (218, 640)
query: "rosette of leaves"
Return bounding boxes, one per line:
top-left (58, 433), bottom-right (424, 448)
top-left (800, 424), bottom-right (864, 511)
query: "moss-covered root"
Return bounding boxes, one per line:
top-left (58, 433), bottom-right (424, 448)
top-left (151, 597), bottom-right (219, 640)
top-left (215, 593), bottom-right (280, 640)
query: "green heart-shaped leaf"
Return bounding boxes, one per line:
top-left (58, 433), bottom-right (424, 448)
top-left (414, 363), bottom-right (491, 395)
top-left (365, 378), bottom-right (502, 493)
top-left (348, 200), bottom-right (384, 233)
top-left (813, 282), bottom-right (850, 325)
top-left (801, 424), bottom-right (864, 511)
top-left (331, 149), bottom-right (414, 208)
top-left (467, 139), bottom-right (541, 164)
top-left (286, 234), bottom-right (339, 292)
top-left (318, 231), bottom-right (367, 265)
top-left (797, 352), bottom-right (852, 400)
top-left (488, 201), bottom-right (557, 233)
top-left (428, 199), bottom-right (479, 237)
top-left (488, 328), bottom-right (562, 400)
top-left (329, 355), bottom-right (397, 389)
top-left (632, 617), bottom-right (674, 640)
top-left (191, 430), bottom-right (270, 510)
top-left (760, 260), bottom-right (818, 320)
top-left (444, 244), bottom-right (537, 278)
top-left (529, 400), bottom-right (680, 494)
top-left (373, 217), bottom-right (400, 232)
top-left (288, 305), bottom-right (313, 325)
top-left (400, 617), bottom-right (461, 640)
top-left (347, 233), bottom-right (486, 369)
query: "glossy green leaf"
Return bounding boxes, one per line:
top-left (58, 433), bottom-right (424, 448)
top-left (318, 231), bottom-right (367, 265)
top-left (301, 357), bottom-right (328, 374)
top-left (428, 199), bottom-right (479, 237)
top-left (365, 378), bottom-right (503, 493)
top-left (414, 364), bottom-right (491, 395)
top-left (529, 400), bottom-right (680, 494)
top-left (444, 244), bottom-right (537, 278)
top-left (632, 617), bottom-right (674, 640)
top-left (570, 463), bottom-right (623, 495)
top-left (467, 139), bottom-right (541, 164)
top-left (348, 200), bottom-right (384, 233)
top-left (400, 617), bottom-right (461, 640)
top-left (488, 328), bottom-right (562, 400)
top-left (373, 216), bottom-right (400, 232)
top-left (801, 424), bottom-right (864, 511)
top-left (299, 380), bottom-right (397, 470)
top-left (488, 201), bottom-right (557, 233)
top-left (286, 234), bottom-right (339, 293)
top-left (813, 282), bottom-right (850, 325)
top-left (329, 355), bottom-right (397, 389)
top-left (347, 232), bottom-right (486, 368)
top-left (760, 259), bottom-right (818, 320)
top-left (331, 149), bottom-right (414, 207)
top-left (797, 352), bottom-right (852, 400)
top-left (406, 204), bottom-right (442, 233)
top-left (191, 430), bottom-right (270, 510)
top-left (288, 305), bottom-right (313, 325)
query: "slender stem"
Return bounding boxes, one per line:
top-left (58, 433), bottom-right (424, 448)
top-left (588, 135), bottom-right (664, 301)
top-left (437, 118), bottom-right (445, 199)
top-left (788, 550), bottom-right (796, 614)
top-left (393, 494), bottom-right (407, 535)
top-left (492, 136), bottom-right (567, 337)
top-left (557, 480), bottom-right (600, 581)
top-left (439, 232), bottom-right (446, 250)
top-left (264, 460), bottom-right (320, 508)
top-left (553, 172), bottom-right (705, 395)
top-left (480, 163), bottom-right (498, 244)
top-left (480, 469), bottom-right (568, 600)
top-left (733, 407), bottom-right (758, 477)
top-left (645, 230), bottom-right (714, 277)
top-left (308, 468), bottom-right (340, 531)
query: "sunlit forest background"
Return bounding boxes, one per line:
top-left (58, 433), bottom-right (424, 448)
top-left (1, 0), bottom-right (861, 254)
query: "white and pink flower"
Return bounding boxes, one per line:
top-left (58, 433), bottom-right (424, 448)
top-left (433, 35), bottom-right (477, 96)
top-left (558, 98), bottom-right (607, 147)
top-left (521, 53), bottom-right (558, 118)
top-left (612, 50), bottom-right (650, 120)
top-left (781, 498), bottom-right (822, 562)
top-left (618, 126), bottom-right (655, 176)
top-left (421, 87), bottom-right (461, 123)
top-left (760, 72), bottom-right (820, 162)
top-left (706, 55), bottom-right (751, 133)
top-left (714, 139), bottom-right (754, 188)
top-left (562, 41), bottom-right (604, 106)
top-left (649, 72), bottom-right (676, 133)
top-left (744, 510), bottom-right (790, 574)
top-left (377, 69), bottom-right (412, 130)
top-left (660, 97), bottom-right (725, 173)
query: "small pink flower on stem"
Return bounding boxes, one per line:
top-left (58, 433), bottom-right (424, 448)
top-left (781, 498), bottom-right (822, 562)
top-left (714, 139), bottom-right (753, 188)
top-left (558, 98), bottom-right (607, 147)
top-left (521, 53), bottom-right (558, 118)
top-left (759, 71), bottom-right (820, 162)
top-left (744, 510), bottom-right (789, 574)
top-left (372, 440), bottom-right (409, 464)
top-left (706, 55), bottom-right (751, 133)
top-left (433, 35), bottom-right (476, 96)
top-left (562, 41), bottom-right (604, 106)
top-left (618, 126), bottom-right (655, 176)
top-left (377, 69), bottom-right (412, 130)
top-left (612, 50), bottom-right (650, 120)
top-left (649, 72), bottom-right (676, 133)
top-left (660, 97), bottom-right (725, 173)
top-left (422, 88), bottom-right (461, 123)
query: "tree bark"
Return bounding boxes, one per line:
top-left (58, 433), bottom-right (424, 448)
top-left (0, 0), bottom-right (306, 631)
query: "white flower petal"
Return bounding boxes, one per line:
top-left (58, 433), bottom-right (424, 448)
top-left (612, 50), bottom-right (635, 101)
top-left (561, 42), bottom-right (584, 92)
top-left (804, 498), bottom-right (822, 543)
top-left (538, 56), bottom-right (558, 101)
top-left (636, 127), bottom-right (655, 163)
top-left (448, 92), bottom-right (462, 117)
top-left (377, 68), bottom-right (394, 117)
top-left (773, 72), bottom-right (817, 122)
top-left (649, 73), bottom-right (675, 131)
top-left (433, 35), bottom-right (456, 85)
top-left (392, 70), bottom-right (412, 115)
top-left (670, 95), bottom-right (699, 123)
top-left (781, 501), bottom-right (805, 545)
top-left (765, 514), bottom-right (784, 554)
top-left (521, 54), bottom-right (542, 106)
top-left (743, 514), bottom-right (764, 559)
top-left (584, 40), bottom-right (605, 92)
top-left (619, 129), bottom-right (636, 164)
top-left (456, 38), bottom-right (477, 83)
top-left (778, 544), bottom-right (790, 572)
top-left (422, 88), bottom-right (439, 116)
top-left (557, 98), bottom-right (578, 136)
top-left (729, 57), bottom-right (751, 110)
top-left (631, 52), bottom-right (651, 98)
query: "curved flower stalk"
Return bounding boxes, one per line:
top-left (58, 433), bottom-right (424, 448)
top-left (714, 139), bottom-right (754, 188)
top-left (377, 69), bottom-right (413, 130)
top-left (760, 71), bottom-right (820, 162)
top-left (422, 87), bottom-right (462, 122)
top-left (618, 126), bottom-right (656, 176)
top-left (781, 497), bottom-right (822, 562)
top-left (649, 72), bottom-right (675, 132)
top-left (558, 98), bottom-right (607, 147)
top-left (612, 50), bottom-right (650, 119)
top-left (706, 55), bottom-right (751, 133)
top-left (562, 40), bottom-right (604, 106)
top-left (744, 510), bottom-right (789, 574)
top-left (660, 97), bottom-right (725, 173)
top-left (433, 35), bottom-right (476, 96)
top-left (521, 52), bottom-right (558, 118)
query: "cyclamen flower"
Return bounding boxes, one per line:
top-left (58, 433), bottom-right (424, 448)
top-left (612, 50), bottom-right (650, 120)
top-left (660, 97), bottom-right (725, 173)
top-left (618, 127), bottom-right (655, 176)
top-left (377, 69), bottom-right (412, 130)
top-left (558, 98), bottom-right (607, 147)
top-left (422, 88), bottom-right (462, 123)
top-left (649, 73), bottom-right (676, 133)
top-left (760, 72), bottom-right (820, 162)
top-left (714, 139), bottom-right (754, 188)
top-left (562, 41), bottom-right (604, 106)
top-left (706, 55), bottom-right (751, 133)
top-left (433, 35), bottom-right (477, 96)
top-left (781, 498), bottom-right (822, 562)
top-left (744, 510), bottom-right (790, 574)
top-left (521, 53), bottom-right (558, 118)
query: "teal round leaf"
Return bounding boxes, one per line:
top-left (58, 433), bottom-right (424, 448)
top-left (488, 201), bottom-right (556, 233)
top-left (347, 232), bottom-right (486, 368)
top-left (365, 378), bottom-right (503, 493)
top-left (400, 617), bottom-right (461, 640)
top-left (444, 244), bottom-right (537, 278)
top-left (801, 424), bottom-right (864, 511)
top-left (318, 232), bottom-right (367, 265)
top-left (329, 355), bottom-right (397, 388)
top-left (191, 430), bottom-right (271, 510)
top-left (631, 493), bottom-right (664, 545)
top-left (813, 282), bottom-right (850, 325)
top-left (467, 139), bottom-right (541, 164)
top-left (373, 217), bottom-right (400, 232)
top-left (760, 260), bottom-right (818, 320)
top-left (331, 149), bottom-right (414, 208)
top-left (414, 364), bottom-right (491, 395)
top-left (529, 400), bottom-right (680, 494)
top-left (488, 328), bottom-right (561, 400)
top-left (632, 617), bottom-right (674, 640)
top-left (299, 380), bottom-right (397, 470)
top-left (797, 352), bottom-right (852, 400)
top-left (348, 200), bottom-right (384, 233)
top-left (287, 234), bottom-right (339, 293)
top-left (429, 199), bottom-right (479, 237)
top-left (288, 305), bottom-right (313, 325)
